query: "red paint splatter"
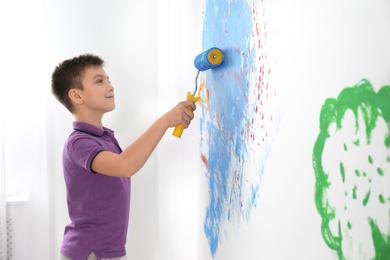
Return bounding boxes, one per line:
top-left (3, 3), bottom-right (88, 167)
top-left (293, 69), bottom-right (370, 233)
top-left (202, 154), bottom-right (208, 168)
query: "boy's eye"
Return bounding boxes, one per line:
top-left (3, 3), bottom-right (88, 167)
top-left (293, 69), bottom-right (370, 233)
top-left (96, 78), bottom-right (110, 84)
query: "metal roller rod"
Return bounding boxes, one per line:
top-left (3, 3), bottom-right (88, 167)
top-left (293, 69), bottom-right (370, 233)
top-left (194, 70), bottom-right (200, 96)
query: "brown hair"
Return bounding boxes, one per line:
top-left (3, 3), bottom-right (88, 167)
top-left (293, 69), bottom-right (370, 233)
top-left (51, 54), bottom-right (104, 113)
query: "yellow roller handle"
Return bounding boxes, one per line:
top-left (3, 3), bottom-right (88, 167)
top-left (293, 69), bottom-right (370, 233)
top-left (172, 91), bottom-right (200, 138)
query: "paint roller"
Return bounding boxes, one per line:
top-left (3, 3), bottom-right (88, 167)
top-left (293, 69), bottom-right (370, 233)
top-left (172, 47), bottom-right (224, 138)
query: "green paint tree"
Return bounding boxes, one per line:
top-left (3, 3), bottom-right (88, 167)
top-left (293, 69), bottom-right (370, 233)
top-left (313, 79), bottom-right (390, 259)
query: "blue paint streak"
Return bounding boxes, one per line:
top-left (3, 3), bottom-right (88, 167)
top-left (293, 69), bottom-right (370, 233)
top-left (201, 0), bottom-right (255, 257)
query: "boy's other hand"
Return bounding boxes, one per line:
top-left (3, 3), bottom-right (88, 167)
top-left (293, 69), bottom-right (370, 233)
top-left (163, 100), bottom-right (196, 128)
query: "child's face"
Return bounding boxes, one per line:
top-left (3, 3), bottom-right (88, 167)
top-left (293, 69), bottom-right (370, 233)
top-left (79, 65), bottom-right (116, 114)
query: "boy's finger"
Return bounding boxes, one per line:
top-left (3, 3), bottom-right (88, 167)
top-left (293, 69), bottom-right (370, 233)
top-left (183, 100), bottom-right (196, 111)
top-left (184, 109), bottom-right (194, 119)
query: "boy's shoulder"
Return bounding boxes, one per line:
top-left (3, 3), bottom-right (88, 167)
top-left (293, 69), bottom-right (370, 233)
top-left (71, 121), bottom-right (113, 137)
top-left (64, 122), bottom-right (105, 150)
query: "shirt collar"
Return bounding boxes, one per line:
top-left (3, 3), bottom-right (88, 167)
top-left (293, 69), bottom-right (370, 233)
top-left (73, 121), bottom-right (114, 137)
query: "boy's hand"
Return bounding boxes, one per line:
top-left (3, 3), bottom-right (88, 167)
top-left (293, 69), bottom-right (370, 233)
top-left (164, 100), bottom-right (196, 128)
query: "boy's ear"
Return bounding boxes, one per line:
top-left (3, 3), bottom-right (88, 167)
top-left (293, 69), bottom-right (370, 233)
top-left (68, 89), bottom-right (84, 105)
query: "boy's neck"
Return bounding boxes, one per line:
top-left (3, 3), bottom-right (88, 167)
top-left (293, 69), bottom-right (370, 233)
top-left (74, 112), bottom-right (104, 129)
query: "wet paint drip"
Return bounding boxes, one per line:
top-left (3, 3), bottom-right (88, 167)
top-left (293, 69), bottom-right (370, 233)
top-left (313, 79), bottom-right (390, 259)
top-left (200, 0), bottom-right (279, 257)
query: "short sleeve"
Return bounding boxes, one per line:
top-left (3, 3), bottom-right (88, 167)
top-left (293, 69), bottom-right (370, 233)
top-left (67, 137), bottom-right (106, 173)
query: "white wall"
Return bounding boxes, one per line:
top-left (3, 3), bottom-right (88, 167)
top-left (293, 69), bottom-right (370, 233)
top-left (1, 0), bottom-right (51, 258)
top-left (156, 0), bottom-right (206, 259)
top-left (191, 0), bottom-right (390, 260)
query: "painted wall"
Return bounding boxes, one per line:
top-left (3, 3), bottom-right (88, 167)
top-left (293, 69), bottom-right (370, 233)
top-left (183, 0), bottom-right (390, 259)
top-left (157, 0), bottom-right (390, 259)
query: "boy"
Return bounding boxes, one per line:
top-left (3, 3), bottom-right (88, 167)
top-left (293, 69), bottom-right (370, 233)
top-left (51, 54), bottom-right (196, 260)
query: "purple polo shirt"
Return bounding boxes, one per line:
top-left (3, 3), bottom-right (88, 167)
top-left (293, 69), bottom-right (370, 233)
top-left (61, 121), bottom-right (131, 260)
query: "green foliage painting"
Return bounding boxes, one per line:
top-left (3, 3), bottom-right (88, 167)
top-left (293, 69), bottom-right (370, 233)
top-left (313, 79), bottom-right (390, 259)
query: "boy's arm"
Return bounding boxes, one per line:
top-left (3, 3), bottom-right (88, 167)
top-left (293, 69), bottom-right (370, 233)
top-left (91, 100), bottom-right (196, 177)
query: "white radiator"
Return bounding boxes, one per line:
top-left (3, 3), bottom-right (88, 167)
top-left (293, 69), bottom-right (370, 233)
top-left (0, 196), bottom-right (29, 260)
top-left (0, 218), bottom-right (12, 260)
top-left (5, 218), bottom-right (14, 260)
